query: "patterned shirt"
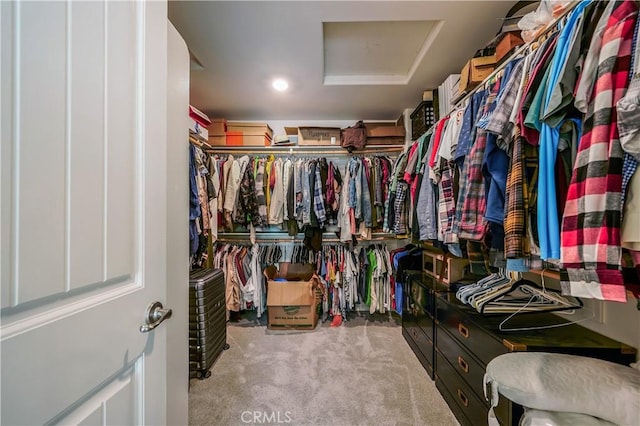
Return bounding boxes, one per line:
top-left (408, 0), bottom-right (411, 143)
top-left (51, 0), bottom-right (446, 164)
top-left (393, 181), bottom-right (409, 235)
top-left (313, 164), bottom-right (327, 228)
top-left (437, 161), bottom-right (457, 244)
top-left (254, 160), bottom-right (268, 224)
top-left (561, 0), bottom-right (638, 302)
top-left (504, 129), bottom-right (529, 259)
top-left (458, 82), bottom-right (501, 241)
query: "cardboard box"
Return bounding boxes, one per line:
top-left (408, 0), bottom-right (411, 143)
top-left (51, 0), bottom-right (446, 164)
top-left (367, 136), bottom-right (404, 145)
top-left (226, 122), bottom-right (273, 146)
top-left (265, 263), bottom-right (318, 330)
top-left (189, 119), bottom-right (209, 140)
top-left (209, 118), bottom-right (227, 135)
top-left (227, 122), bottom-right (273, 137)
top-left (365, 122), bottom-right (405, 138)
top-left (208, 134), bottom-right (226, 146)
top-left (284, 127), bottom-right (299, 145)
top-left (224, 131), bottom-right (272, 147)
top-left (298, 127), bottom-right (341, 146)
top-left (189, 105), bottom-right (211, 127)
top-left (458, 55), bottom-right (497, 94)
top-left (364, 122), bottom-right (405, 145)
top-left (495, 32), bottom-right (524, 63)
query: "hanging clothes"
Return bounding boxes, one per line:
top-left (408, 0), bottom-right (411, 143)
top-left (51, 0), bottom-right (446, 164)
top-left (416, 133), bottom-right (438, 241)
top-left (255, 159), bottom-right (268, 225)
top-left (457, 82), bottom-right (498, 242)
top-left (268, 158), bottom-right (284, 225)
top-left (561, 0), bottom-right (638, 302)
top-left (189, 144), bottom-right (202, 256)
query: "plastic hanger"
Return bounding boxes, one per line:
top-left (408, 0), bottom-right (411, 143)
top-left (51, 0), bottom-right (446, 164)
top-left (478, 277), bottom-right (582, 315)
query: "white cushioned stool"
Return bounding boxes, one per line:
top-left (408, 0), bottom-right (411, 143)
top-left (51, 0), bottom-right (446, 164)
top-left (520, 409), bottom-right (617, 426)
top-left (483, 352), bottom-right (640, 426)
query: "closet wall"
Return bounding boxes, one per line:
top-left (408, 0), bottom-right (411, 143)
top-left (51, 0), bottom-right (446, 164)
top-left (525, 273), bottom-right (640, 349)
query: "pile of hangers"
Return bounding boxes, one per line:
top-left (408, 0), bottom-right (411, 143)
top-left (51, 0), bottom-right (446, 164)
top-left (456, 270), bottom-right (582, 315)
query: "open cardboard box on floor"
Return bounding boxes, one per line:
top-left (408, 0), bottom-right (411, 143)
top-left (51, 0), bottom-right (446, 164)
top-left (264, 263), bottom-right (319, 330)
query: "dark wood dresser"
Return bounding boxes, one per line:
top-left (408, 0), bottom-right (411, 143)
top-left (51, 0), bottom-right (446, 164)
top-left (401, 271), bottom-right (450, 379)
top-left (434, 292), bottom-right (637, 426)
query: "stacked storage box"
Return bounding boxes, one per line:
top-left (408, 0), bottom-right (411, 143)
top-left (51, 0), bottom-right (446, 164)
top-left (364, 121), bottom-right (405, 145)
top-left (458, 55), bottom-right (497, 95)
top-left (226, 122), bottom-right (273, 146)
top-left (208, 121), bottom-right (273, 146)
top-left (189, 105), bottom-right (212, 142)
top-left (189, 269), bottom-right (228, 379)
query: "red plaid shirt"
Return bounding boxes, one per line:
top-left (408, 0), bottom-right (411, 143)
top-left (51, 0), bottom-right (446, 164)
top-left (561, 0), bottom-right (638, 302)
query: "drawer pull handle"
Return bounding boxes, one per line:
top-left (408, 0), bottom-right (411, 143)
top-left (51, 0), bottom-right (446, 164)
top-left (458, 323), bottom-right (470, 338)
top-left (457, 356), bottom-right (469, 374)
top-left (457, 389), bottom-right (469, 407)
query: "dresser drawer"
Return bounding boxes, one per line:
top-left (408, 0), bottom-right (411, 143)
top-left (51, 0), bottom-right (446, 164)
top-left (437, 325), bottom-right (488, 404)
top-left (436, 351), bottom-right (489, 426)
top-left (408, 275), bottom-right (437, 317)
top-left (402, 325), bottom-right (434, 378)
top-left (437, 297), bottom-right (507, 365)
top-left (407, 321), bottom-right (434, 367)
top-left (402, 307), bottom-right (418, 327)
top-left (409, 276), bottom-right (430, 311)
top-left (435, 380), bottom-right (473, 426)
top-left (416, 310), bottom-right (435, 340)
top-left (408, 291), bottom-right (435, 339)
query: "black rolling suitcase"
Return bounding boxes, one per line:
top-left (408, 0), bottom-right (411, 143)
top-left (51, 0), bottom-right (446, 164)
top-left (189, 268), bottom-right (228, 379)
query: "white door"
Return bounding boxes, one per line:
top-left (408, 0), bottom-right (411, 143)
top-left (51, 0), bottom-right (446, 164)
top-left (1, 1), bottom-right (171, 424)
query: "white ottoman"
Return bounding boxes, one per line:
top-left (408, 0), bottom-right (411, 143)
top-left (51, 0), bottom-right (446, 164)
top-left (483, 352), bottom-right (640, 426)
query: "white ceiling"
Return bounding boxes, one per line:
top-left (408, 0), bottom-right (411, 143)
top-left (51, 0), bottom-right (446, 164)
top-left (168, 1), bottom-right (519, 121)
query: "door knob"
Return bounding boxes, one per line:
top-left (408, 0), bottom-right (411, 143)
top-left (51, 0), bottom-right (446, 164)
top-left (139, 301), bottom-right (172, 333)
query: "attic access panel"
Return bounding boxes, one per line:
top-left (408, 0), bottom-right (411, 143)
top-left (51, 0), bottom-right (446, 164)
top-left (323, 20), bottom-right (442, 85)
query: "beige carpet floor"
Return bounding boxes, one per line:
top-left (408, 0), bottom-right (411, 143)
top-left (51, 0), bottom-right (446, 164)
top-left (189, 313), bottom-right (459, 426)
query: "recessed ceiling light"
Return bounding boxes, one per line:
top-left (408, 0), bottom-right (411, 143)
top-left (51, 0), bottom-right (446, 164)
top-left (272, 78), bottom-right (289, 92)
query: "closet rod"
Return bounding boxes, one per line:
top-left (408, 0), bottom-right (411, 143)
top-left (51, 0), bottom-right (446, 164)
top-left (204, 146), bottom-right (404, 156)
top-left (215, 237), bottom-right (396, 244)
top-left (215, 231), bottom-right (398, 241)
top-left (189, 134), bottom-right (213, 150)
top-left (214, 237), bottom-right (393, 245)
top-left (452, 0), bottom-right (580, 108)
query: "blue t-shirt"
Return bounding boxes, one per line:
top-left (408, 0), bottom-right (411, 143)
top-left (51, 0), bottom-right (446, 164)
top-left (538, 0), bottom-right (592, 260)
